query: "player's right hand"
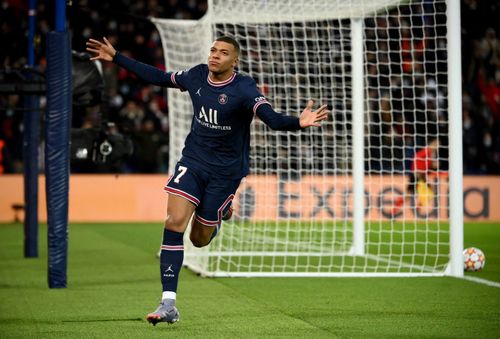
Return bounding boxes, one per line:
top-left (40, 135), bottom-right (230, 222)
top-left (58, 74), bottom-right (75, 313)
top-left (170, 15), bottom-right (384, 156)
top-left (86, 37), bottom-right (116, 62)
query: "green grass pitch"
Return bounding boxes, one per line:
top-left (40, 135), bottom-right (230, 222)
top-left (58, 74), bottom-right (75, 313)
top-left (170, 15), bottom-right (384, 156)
top-left (0, 222), bottom-right (499, 338)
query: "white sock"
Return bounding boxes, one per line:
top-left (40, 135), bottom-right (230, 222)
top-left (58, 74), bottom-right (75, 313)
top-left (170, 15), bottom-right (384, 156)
top-left (162, 291), bottom-right (176, 301)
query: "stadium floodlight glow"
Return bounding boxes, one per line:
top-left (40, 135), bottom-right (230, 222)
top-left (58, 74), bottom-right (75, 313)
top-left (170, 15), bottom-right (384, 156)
top-left (152, 0), bottom-right (463, 277)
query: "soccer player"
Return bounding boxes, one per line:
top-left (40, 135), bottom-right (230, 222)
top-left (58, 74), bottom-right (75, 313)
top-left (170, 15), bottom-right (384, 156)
top-left (86, 36), bottom-right (329, 325)
top-left (393, 137), bottom-right (439, 215)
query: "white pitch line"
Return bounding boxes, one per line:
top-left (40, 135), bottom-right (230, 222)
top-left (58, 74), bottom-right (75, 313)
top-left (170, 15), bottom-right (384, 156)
top-left (460, 276), bottom-right (500, 288)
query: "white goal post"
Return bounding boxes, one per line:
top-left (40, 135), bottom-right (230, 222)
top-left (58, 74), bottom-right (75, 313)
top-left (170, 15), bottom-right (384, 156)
top-left (151, 0), bottom-right (463, 277)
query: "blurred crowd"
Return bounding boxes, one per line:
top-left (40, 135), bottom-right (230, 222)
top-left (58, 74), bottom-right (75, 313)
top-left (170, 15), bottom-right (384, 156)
top-left (461, 0), bottom-right (500, 173)
top-left (364, 0), bottom-right (499, 174)
top-left (0, 0), bottom-right (207, 173)
top-left (364, 2), bottom-right (450, 174)
top-left (0, 0), bottom-right (499, 174)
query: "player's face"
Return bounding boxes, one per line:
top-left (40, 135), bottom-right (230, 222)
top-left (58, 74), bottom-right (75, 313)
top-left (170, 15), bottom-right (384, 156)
top-left (208, 41), bottom-right (238, 76)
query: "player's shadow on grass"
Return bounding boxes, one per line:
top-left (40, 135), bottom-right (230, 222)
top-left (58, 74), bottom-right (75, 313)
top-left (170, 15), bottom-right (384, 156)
top-left (69, 276), bottom-right (155, 287)
top-left (62, 318), bottom-right (143, 323)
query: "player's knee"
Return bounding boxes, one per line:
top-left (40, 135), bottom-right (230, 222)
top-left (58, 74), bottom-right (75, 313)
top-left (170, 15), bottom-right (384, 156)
top-left (164, 214), bottom-right (186, 232)
top-left (189, 233), bottom-right (209, 248)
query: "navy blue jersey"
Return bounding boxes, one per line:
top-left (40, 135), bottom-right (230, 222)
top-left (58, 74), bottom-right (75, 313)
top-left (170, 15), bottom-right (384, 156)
top-left (114, 53), bottom-right (301, 178)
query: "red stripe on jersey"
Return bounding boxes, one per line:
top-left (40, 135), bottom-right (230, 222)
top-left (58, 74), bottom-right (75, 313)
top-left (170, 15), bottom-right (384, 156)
top-left (253, 100), bottom-right (271, 114)
top-left (170, 72), bottom-right (187, 91)
top-left (195, 194), bottom-right (235, 227)
top-left (164, 186), bottom-right (200, 206)
top-left (170, 72), bottom-right (178, 86)
top-left (161, 245), bottom-right (184, 251)
top-left (207, 72), bottom-right (236, 87)
top-left (217, 194), bottom-right (234, 220)
top-left (195, 215), bottom-right (219, 226)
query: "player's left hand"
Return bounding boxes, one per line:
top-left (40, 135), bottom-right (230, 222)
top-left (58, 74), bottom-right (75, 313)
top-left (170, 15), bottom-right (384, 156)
top-left (299, 100), bottom-right (329, 128)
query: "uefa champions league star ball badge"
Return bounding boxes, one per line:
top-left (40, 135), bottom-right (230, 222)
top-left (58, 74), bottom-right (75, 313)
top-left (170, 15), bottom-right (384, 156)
top-left (218, 93), bottom-right (228, 104)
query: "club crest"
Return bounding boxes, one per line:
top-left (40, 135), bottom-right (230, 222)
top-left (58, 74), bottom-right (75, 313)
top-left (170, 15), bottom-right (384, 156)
top-left (218, 94), bottom-right (228, 105)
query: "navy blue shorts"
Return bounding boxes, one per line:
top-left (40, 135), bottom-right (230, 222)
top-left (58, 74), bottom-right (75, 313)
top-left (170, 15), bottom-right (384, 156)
top-left (164, 162), bottom-right (241, 228)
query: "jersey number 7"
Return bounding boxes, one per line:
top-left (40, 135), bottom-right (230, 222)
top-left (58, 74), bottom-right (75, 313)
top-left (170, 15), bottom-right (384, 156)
top-left (174, 166), bottom-right (188, 183)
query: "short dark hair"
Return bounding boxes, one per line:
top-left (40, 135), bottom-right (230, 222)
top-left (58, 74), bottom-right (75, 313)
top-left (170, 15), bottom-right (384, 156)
top-left (215, 36), bottom-right (240, 55)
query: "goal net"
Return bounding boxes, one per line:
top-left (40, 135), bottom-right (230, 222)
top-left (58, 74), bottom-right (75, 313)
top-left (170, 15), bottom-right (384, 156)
top-left (152, 0), bottom-right (463, 277)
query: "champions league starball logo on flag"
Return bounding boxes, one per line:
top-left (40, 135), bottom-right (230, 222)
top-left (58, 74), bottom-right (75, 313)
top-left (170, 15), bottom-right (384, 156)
top-left (218, 93), bottom-right (228, 104)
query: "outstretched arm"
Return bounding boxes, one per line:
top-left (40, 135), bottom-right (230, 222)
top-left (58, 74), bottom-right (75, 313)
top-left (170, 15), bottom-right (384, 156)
top-left (256, 99), bottom-right (329, 131)
top-left (86, 37), bottom-right (178, 88)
